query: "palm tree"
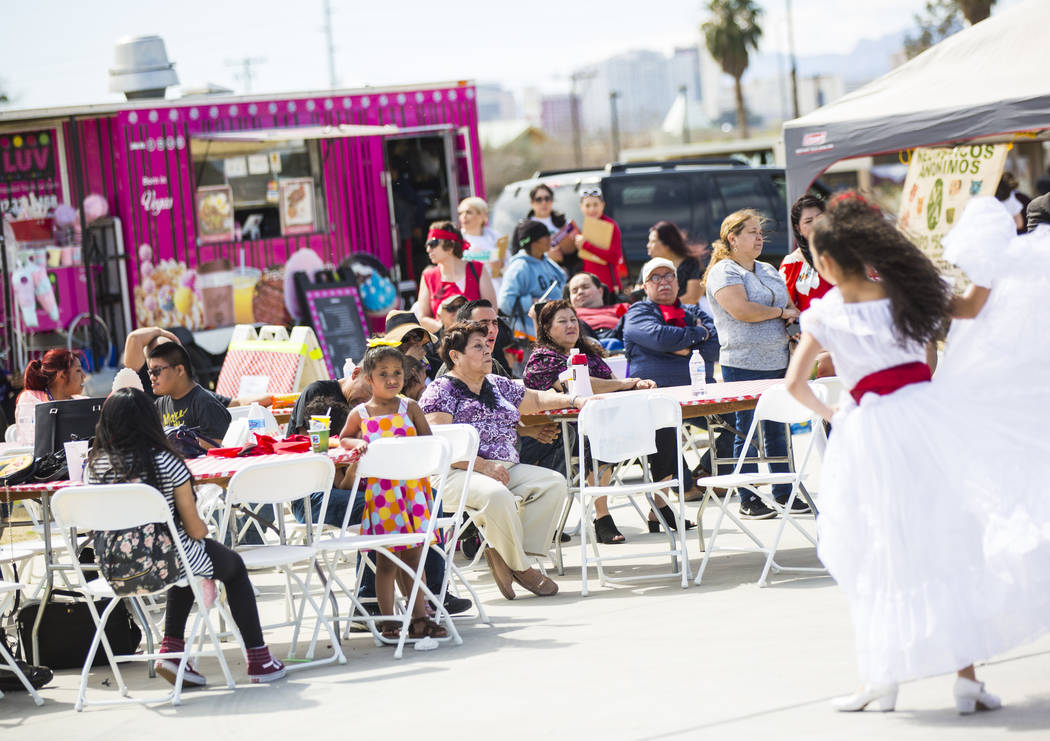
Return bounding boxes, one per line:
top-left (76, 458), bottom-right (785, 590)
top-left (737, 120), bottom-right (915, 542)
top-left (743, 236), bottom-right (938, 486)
top-left (702, 0), bottom-right (763, 138)
top-left (905, 0), bottom-right (997, 58)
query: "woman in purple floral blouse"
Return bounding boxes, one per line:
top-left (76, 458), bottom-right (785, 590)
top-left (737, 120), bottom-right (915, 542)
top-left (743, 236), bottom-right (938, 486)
top-left (522, 300), bottom-right (659, 545)
top-left (419, 322), bottom-right (587, 600)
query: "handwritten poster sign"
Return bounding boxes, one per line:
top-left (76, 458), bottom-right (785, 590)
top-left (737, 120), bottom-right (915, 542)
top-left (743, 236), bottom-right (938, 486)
top-left (898, 143), bottom-right (1008, 284)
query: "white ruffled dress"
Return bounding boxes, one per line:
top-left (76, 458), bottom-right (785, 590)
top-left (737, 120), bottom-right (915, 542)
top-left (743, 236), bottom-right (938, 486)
top-left (801, 198), bottom-right (1050, 686)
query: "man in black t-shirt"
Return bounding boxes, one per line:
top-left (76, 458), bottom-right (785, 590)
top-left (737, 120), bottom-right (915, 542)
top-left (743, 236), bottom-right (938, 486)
top-left (287, 368), bottom-right (372, 436)
top-left (147, 342), bottom-right (231, 445)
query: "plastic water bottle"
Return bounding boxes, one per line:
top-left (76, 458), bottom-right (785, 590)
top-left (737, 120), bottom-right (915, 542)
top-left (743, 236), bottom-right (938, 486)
top-left (568, 349), bottom-right (593, 397)
top-left (689, 350), bottom-right (706, 397)
top-left (247, 402), bottom-right (267, 434)
top-left (342, 357), bottom-right (356, 379)
top-left (14, 397), bottom-right (36, 445)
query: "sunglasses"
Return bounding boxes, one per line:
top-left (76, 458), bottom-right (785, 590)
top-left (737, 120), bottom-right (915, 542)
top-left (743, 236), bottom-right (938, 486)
top-left (147, 364), bottom-right (173, 378)
top-left (532, 195), bottom-right (552, 203)
top-left (425, 239), bottom-right (445, 248)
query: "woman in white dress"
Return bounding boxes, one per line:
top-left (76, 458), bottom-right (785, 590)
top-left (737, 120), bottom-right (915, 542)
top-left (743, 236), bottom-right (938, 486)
top-left (784, 194), bottom-right (1050, 714)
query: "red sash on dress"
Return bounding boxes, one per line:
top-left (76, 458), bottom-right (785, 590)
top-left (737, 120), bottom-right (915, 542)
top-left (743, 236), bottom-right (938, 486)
top-left (849, 361), bottom-right (931, 404)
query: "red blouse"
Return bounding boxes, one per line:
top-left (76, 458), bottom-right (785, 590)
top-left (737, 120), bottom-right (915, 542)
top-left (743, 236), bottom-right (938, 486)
top-left (779, 249), bottom-right (832, 312)
top-left (422, 262), bottom-right (482, 316)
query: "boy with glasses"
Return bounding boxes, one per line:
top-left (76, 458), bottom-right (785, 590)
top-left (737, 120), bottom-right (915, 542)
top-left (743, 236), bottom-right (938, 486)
top-left (147, 342), bottom-right (231, 449)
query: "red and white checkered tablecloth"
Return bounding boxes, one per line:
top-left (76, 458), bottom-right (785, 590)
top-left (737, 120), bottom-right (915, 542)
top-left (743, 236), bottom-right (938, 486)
top-left (529, 378), bottom-right (782, 417)
top-left (1, 448), bottom-right (362, 498)
top-left (187, 448), bottom-right (362, 481)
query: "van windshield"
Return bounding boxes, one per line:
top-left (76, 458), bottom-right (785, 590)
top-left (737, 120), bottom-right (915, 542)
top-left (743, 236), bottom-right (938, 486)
top-left (490, 180), bottom-right (591, 241)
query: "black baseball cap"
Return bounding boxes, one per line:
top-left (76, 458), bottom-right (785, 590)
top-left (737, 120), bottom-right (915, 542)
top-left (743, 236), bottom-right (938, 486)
top-left (514, 219), bottom-right (550, 252)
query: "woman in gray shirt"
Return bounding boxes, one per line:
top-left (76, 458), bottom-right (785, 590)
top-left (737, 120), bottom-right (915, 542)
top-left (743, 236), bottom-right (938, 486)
top-left (703, 209), bottom-right (803, 520)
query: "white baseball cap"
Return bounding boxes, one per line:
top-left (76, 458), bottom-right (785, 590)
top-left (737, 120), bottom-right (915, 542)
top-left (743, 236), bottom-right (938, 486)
top-left (640, 257), bottom-right (677, 283)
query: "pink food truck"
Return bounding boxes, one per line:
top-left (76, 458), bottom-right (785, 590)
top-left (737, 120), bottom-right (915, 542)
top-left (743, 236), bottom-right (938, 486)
top-left (0, 79), bottom-right (484, 375)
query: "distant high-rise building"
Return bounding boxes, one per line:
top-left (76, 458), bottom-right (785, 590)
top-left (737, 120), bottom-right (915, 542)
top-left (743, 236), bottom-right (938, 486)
top-left (670, 46), bottom-right (702, 105)
top-left (541, 93), bottom-right (573, 134)
top-left (577, 49), bottom-right (675, 134)
top-left (698, 43), bottom-right (726, 123)
top-left (474, 83), bottom-right (519, 122)
top-left (522, 86), bottom-right (544, 127)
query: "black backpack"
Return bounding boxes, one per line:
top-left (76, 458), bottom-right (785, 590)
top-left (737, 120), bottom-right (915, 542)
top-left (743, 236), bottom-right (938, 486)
top-left (16, 589), bottom-right (142, 669)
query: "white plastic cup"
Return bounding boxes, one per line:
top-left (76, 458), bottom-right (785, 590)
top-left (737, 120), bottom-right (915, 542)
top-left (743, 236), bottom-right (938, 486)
top-left (64, 440), bottom-right (90, 482)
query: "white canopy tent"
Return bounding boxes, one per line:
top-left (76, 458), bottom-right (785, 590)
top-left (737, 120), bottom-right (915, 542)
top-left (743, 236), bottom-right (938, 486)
top-left (784, 0), bottom-right (1050, 205)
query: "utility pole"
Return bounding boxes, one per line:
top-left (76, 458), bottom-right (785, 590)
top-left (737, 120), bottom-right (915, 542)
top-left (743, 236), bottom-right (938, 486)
top-left (786, 0), bottom-right (800, 119)
top-left (679, 85), bottom-right (690, 144)
top-left (609, 91), bottom-right (621, 162)
top-left (568, 69), bottom-right (596, 168)
top-left (226, 57), bottom-right (266, 93)
top-left (323, 0), bottom-right (338, 88)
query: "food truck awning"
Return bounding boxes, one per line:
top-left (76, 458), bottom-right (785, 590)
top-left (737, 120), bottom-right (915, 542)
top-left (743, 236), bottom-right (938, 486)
top-left (195, 123), bottom-right (400, 143)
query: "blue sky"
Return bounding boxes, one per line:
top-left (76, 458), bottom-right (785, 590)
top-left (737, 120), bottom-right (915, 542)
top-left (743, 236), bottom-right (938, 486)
top-left (0, 0), bottom-right (1023, 110)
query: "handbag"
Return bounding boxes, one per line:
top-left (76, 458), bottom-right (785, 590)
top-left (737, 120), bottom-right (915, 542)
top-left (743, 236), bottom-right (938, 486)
top-left (165, 425), bottom-right (219, 459)
top-left (96, 522), bottom-right (181, 597)
top-left (32, 397), bottom-right (105, 459)
top-left (16, 589), bottom-right (142, 669)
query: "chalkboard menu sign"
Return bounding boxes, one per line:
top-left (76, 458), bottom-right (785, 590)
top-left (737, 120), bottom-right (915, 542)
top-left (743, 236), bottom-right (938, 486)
top-left (302, 281), bottom-right (369, 377)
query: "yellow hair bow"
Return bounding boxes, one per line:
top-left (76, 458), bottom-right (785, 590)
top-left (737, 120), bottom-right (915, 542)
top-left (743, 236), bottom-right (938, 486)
top-left (366, 337), bottom-right (402, 348)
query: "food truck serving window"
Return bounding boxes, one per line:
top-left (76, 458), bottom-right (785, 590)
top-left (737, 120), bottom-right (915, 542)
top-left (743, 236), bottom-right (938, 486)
top-left (190, 136), bottom-right (327, 242)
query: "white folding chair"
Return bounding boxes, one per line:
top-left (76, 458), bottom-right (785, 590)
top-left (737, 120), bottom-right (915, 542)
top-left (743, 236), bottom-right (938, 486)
top-left (52, 484), bottom-right (236, 710)
top-left (694, 383), bottom-right (828, 587)
top-left (309, 436), bottom-right (461, 659)
top-left (0, 580), bottom-right (44, 706)
top-left (576, 393), bottom-right (691, 596)
top-left (429, 424), bottom-right (489, 624)
top-left (218, 455), bottom-right (347, 671)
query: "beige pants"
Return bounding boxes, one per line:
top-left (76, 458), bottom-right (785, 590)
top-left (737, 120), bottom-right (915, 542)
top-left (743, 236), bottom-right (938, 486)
top-left (440, 462), bottom-right (568, 572)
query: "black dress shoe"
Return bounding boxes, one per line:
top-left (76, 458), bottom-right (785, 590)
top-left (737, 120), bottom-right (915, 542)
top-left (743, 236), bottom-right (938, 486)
top-left (443, 593), bottom-right (473, 615)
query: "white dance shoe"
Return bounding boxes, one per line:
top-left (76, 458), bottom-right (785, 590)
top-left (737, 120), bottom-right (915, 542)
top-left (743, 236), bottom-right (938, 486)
top-left (954, 677), bottom-right (1001, 715)
top-left (831, 684), bottom-right (898, 712)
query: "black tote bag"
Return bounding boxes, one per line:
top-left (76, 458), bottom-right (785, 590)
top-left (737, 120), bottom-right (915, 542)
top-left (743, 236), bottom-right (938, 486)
top-left (33, 397), bottom-right (105, 459)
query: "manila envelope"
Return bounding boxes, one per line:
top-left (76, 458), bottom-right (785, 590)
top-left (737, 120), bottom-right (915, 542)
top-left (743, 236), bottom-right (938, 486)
top-left (582, 217), bottom-right (614, 249)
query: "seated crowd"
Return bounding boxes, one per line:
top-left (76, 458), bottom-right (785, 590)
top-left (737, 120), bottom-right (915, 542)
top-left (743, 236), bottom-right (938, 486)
top-left (9, 195), bottom-right (816, 691)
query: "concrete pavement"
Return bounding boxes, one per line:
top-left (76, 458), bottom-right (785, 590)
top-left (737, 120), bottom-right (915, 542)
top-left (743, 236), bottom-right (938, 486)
top-left (3, 501), bottom-right (1049, 740)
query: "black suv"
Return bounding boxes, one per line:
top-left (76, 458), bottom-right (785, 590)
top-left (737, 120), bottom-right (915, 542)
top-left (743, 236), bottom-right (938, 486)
top-left (491, 160), bottom-right (801, 271)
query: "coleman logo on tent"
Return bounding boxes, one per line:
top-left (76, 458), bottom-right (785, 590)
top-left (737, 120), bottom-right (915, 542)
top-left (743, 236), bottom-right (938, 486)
top-left (796, 131), bottom-right (833, 156)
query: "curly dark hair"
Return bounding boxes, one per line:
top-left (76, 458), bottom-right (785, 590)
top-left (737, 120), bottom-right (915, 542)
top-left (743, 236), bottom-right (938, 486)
top-left (810, 193), bottom-right (950, 346)
top-left (439, 321), bottom-right (489, 369)
top-left (534, 299), bottom-right (605, 357)
top-left (86, 387), bottom-right (191, 491)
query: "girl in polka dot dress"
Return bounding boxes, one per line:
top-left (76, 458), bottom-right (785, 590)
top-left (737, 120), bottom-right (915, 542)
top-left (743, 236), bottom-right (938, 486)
top-left (339, 346), bottom-right (447, 639)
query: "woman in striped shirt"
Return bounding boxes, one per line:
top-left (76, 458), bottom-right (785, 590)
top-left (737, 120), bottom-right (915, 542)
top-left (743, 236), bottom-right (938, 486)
top-left (86, 388), bottom-right (285, 685)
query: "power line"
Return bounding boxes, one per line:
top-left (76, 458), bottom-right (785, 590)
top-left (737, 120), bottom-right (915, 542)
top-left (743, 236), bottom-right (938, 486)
top-left (225, 57), bottom-right (266, 94)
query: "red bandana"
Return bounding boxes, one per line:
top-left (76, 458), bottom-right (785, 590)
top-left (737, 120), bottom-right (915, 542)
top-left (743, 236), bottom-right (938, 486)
top-left (658, 302), bottom-right (686, 327)
top-left (427, 228), bottom-right (470, 250)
